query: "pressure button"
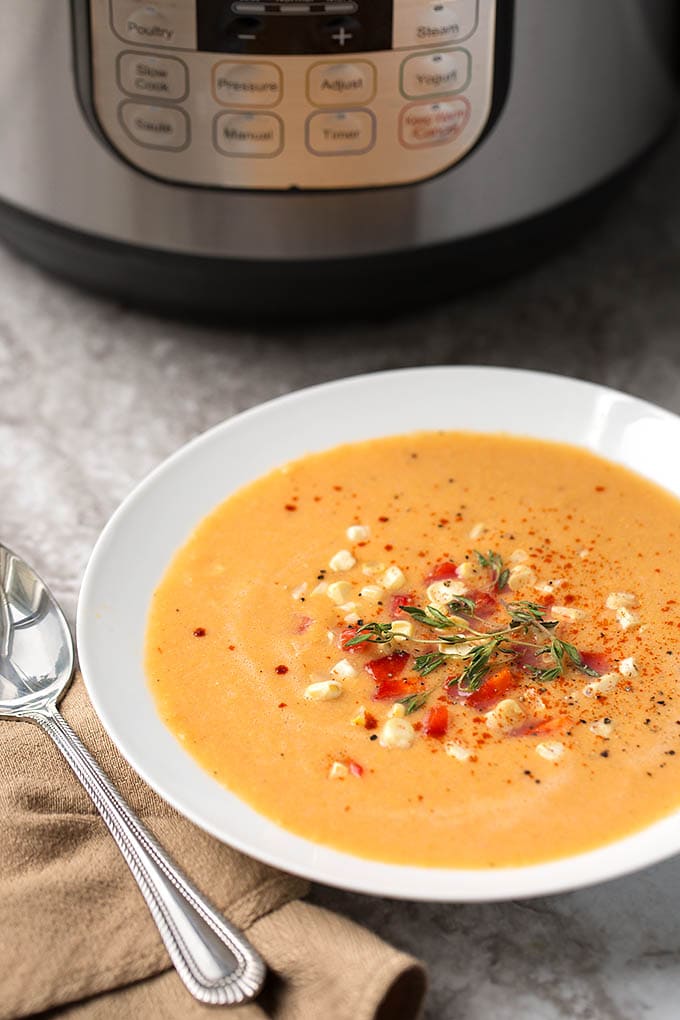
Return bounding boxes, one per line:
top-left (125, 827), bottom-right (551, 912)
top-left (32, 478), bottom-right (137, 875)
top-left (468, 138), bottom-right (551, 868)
top-left (307, 62), bottom-right (376, 107)
top-left (212, 62), bottom-right (282, 108)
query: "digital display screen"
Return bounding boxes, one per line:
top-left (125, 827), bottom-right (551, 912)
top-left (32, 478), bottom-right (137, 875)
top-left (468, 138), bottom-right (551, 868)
top-left (196, 0), bottom-right (393, 54)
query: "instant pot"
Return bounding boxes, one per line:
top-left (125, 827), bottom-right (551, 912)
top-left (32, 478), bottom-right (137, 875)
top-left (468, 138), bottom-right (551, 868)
top-left (0, 1), bottom-right (677, 316)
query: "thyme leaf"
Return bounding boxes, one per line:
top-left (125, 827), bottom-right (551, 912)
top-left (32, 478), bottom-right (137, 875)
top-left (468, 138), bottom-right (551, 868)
top-left (345, 621), bottom-right (393, 647)
top-left (397, 690), bottom-right (431, 714)
top-left (474, 549), bottom-right (509, 591)
top-left (402, 605), bottom-right (456, 629)
top-left (414, 652), bottom-right (448, 676)
top-left (447, 596), bottom-right (476, 614)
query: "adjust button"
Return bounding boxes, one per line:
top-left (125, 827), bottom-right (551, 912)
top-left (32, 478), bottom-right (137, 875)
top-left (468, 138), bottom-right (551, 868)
top-left (307, 62), bottom-right (376, 107)
top-left (117, 52), bottom-right (188, 101)
top-left (212, 62), bottom-right (282, 108)
top-left (214, 112), bottom-right (283, 157)
top-left (119, 101), bottom-right (189, 149)
top-left (400, 49), bottom-right (470, 99)
top-left (306, 110), bottom-right (376, 156)
top-left (399, 97), bottom-right (470, 148)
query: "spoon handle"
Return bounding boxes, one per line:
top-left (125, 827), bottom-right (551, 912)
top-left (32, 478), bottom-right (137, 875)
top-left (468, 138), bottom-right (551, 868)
top-left (33, 706), bottom-right (266, 1006)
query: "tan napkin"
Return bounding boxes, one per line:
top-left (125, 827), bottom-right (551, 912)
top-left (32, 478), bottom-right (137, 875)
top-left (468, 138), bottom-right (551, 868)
top-left (0, 674), bottom-right (426, 1020)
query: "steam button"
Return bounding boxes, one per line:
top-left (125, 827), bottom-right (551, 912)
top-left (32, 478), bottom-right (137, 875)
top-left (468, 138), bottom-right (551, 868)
top-left (393, 0), bottom-right (479, 49)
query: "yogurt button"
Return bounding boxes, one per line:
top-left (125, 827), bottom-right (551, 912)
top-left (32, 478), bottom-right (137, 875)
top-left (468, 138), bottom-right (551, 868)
top-left (401, 49), bottom-right (470, 98)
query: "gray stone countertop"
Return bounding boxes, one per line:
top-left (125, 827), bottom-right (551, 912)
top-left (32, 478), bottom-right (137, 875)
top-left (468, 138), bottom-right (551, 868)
top-left (3, 125), bottom-right (680, 1020)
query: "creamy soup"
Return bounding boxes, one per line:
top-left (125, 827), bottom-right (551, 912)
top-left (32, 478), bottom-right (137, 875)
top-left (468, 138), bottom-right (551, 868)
top-left (146, 432), bottom-right (680, 868)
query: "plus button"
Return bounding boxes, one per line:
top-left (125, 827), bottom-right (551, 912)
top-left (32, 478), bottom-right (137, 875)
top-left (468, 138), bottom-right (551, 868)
top-left (332, 26), bottom-right (353, 46)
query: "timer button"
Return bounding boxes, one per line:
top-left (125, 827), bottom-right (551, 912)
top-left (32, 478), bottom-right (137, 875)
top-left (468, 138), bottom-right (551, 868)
top-left (400, 49), bottom-right (470, 99)
top-left (306, 109), bottom-right (376, 156)
top-left (399, 97), bottom-right (470, 148)
top-left (212, 61), bottom-right (282, 107)
top-left (307, 62), bottom-right (376, 107)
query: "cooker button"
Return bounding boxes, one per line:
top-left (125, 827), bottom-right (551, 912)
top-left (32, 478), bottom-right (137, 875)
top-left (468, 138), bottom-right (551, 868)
top-left (393, 0), bottom-right (479, 50)
top-left (119, 101), bottom-right (189, 149)
top-left (307, 62), bottom-right (376, 107)
top-left (212, 62), bottom-right (282, 107)
top-left (400, 49), bottom-right (470, 99)
top-left (399, 98), bottom-right (470, 148)
top-left (117, 52), bottom-right (189, 101)
top-left (213, 112), bottom-right (283, 157)
top-left (306, 110), bottom-right (376, 156)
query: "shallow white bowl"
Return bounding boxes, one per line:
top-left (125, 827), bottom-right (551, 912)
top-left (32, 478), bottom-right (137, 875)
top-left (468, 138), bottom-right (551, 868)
top-left (77, 366), bottom-right (680, 901)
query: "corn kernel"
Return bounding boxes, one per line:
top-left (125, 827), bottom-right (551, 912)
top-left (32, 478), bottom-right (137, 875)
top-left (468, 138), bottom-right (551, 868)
top-left (329, 549), bottom-right (356, 572)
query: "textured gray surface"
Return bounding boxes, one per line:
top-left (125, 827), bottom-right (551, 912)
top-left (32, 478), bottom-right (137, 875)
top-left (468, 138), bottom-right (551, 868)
top-left (3, 126), bottom-right (680, 1018)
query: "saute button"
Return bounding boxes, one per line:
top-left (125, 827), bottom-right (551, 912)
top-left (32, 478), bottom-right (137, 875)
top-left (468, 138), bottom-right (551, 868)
top-left (393, 0), bottom-right (478, 49)
top-left (399, 97), bottom-right (470, 148)
top-left (117, 52), bottom-right (188, 101)
top-left (212, 62), bottom-right (282, 107)
top-left (306, 110), bottom-right (376, 155)
top-left (307, 62), bottom-right (376, 107)
top-left (213, 112), bottom-right (283, 157)
top-left (119, 101), bottom-right (189, 149)
top-left (400, 49), bottom-right (470, 98)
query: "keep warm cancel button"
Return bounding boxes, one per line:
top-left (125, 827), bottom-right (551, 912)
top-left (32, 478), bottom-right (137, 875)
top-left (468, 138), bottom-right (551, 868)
top-left (399, 97), bottom-right (470, 149)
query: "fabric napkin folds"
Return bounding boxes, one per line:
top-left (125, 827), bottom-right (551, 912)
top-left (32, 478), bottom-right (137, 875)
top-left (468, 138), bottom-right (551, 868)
top-left (0, 674), bottom-right (426, 1019)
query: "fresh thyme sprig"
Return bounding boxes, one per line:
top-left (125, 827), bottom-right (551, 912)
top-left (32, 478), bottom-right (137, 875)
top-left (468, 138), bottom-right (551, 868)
top-left (475, 549), bottom-right (510, 591)
top-left (348, 594), bottom-right (600, 709)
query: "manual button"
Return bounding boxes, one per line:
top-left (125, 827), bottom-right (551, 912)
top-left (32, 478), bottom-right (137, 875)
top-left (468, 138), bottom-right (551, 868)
top-left (307, 62), bottom-right (376, 107)
top-left (119, 101), bottom-right (189, 149)
top-left (306, 110), bottom-right (376, 156)
top-left (212, 62), bottom-right (282, 108)
top-left (214, 112), bottom-right (283, 157)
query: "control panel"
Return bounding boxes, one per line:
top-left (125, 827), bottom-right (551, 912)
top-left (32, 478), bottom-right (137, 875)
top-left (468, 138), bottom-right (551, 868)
top-left (85, 0), bottom-right (498, 189)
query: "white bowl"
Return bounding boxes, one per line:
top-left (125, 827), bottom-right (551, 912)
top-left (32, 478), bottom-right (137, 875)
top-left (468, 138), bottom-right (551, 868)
top-left (77, 366), bottom-right (680, 901)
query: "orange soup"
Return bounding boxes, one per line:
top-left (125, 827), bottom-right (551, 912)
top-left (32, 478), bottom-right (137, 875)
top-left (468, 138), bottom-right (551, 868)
top-left (146, 432), bottom-right (680, 868)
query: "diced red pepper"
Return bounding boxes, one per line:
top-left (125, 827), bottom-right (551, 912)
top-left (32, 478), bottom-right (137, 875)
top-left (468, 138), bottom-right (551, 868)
top-left (294, 615), bottom-right (313, 634)
top-left (364, 711), bottom-right (378, 730)
top-left (424, 561), bottom-right (459, 583)
top-left (423, 704), bottom-right (448, 737)
top-left (461, 667), bottom-right (518, 711)
top-left (373, 678), bottom-right (416, 700)
top-left (365, 650), bottom-right (410, 683)
top-left (340, 626), bottom-right (361, 652)
top-left (520, 716), bottom-right (572, 737)
top-left (390, 592), bottom-right (415, 617)
top-left (347, 759), bottom-right (364, 777)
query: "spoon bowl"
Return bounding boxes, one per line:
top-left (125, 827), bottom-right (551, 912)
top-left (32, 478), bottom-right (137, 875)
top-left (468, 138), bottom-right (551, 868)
top-left (0, 544), bottom-right (73, 715)
top-left (0, 541), bottom-right (265, 1006)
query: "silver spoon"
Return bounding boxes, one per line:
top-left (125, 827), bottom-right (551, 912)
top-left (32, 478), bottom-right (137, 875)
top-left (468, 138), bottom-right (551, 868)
top-left (0, 542), bottom-right (266, 1006)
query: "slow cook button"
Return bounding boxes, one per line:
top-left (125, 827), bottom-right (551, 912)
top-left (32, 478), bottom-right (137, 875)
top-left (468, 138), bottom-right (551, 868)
top-left (307, 62), bottom-right (376, 107)
top-left (306, 110), bottom-right (376, 156)
top-left (119, 101), bottom-right (189, 149)
top-left (213, 112), bottom-right (283, 157)
top-left (212, 62), bottom-right (282, 108)
top-left (117, 52), bottom-right (188, 101)
top-left (400, 49), bottom-right (470, 99)
top-left (399, 97), bottom-right (470, 148)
